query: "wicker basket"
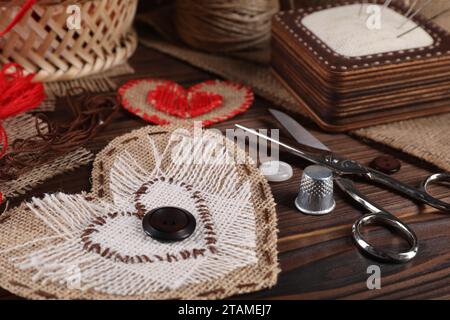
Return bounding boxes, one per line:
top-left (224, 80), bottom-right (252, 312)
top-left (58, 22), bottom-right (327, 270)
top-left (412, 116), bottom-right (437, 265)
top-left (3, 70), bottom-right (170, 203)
top-left (0, 0), bottom-right (138, 82)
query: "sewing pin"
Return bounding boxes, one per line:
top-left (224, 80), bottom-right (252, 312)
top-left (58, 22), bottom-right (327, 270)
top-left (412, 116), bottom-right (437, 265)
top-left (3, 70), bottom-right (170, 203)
top-left (402, 0), bottom-right (419, 22)
top-left (382, 0), bottom-right (393, 12)
top-left (288, 0), bottom-right (295, 10)
top-left (359, 0), bottom-right (368, 17)
top-left (397, 0), bottom-right (432, 29)
top-left (397, 8), bottom-right (450, 38)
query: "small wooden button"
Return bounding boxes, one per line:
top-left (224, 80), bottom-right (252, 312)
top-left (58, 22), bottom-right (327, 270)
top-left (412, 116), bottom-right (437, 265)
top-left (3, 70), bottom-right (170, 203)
top-left (370, 155), bottom-right (401, 174)
top-left (142, 207), bottom-right (196, 242)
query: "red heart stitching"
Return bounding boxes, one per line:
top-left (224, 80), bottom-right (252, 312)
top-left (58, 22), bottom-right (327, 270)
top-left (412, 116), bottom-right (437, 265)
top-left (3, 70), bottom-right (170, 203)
top-left (119, 79), bottom-right (254, 126)
top-left (147, 81), bottom-right (223, 119)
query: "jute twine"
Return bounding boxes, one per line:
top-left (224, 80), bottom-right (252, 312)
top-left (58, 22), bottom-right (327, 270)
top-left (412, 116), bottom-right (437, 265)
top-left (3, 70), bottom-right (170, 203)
top-left (174, 0), bottom-right (279, 53)
top-left (0, 125), bottom-right (279, 299)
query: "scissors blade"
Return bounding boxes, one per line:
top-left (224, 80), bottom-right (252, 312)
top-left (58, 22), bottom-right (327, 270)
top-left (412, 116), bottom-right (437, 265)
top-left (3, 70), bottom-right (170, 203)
top-left (234, 124), bottom-right (324, 165)
top-left (269, 109), bottom-right (331, 152)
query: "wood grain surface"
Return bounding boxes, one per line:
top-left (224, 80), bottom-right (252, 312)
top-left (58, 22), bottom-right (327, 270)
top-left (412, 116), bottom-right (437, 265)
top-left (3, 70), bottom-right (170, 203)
top-left (0, 44), bottom-right (449, 300)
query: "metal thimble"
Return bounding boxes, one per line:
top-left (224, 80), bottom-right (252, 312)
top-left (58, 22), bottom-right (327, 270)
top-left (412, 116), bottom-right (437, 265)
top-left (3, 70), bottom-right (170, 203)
top-left (295, 165), bottom-right (335, 215)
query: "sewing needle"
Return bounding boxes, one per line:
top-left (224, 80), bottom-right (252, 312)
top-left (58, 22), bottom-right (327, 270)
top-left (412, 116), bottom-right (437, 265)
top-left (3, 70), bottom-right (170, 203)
top-left (397, 0), bottom-right (432, 29)
top-left (382, 0), bottom-right (393, 12)
top-left (397, 7), bottom-right (450, 38)
top-left (359, 0), bottom-right (367, 17)
top-left (402, 0), bottom-right (419, 22)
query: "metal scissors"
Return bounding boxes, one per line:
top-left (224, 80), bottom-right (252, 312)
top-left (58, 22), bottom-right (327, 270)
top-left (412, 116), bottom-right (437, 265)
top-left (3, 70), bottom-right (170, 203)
top-left (235, 109), bottom-right (450, 263)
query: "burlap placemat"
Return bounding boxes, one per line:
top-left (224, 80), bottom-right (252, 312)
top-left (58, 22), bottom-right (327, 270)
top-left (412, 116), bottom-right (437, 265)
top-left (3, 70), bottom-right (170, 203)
top-left (0, 114), bottom-right (93, 199)
top-left (0, 125), bottom-right (279, 300)
top-left (137, 3), bottom-right (450, 172)
top-left (41, 63), bottom-right (135, 112)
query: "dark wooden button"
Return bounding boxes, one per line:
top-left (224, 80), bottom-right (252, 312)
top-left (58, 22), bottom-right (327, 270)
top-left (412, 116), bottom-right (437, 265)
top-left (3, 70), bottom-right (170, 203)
top-left (370, 155), bottom-right (401, 174)
top-left (142, 207), bottom-right (196, 242)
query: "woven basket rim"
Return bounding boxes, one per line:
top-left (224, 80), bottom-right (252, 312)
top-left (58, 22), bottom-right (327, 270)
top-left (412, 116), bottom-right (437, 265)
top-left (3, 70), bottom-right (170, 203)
top-left (0, 0), bottom-right (138, 82)
top-left (0, 0), bottom-right (103, 6)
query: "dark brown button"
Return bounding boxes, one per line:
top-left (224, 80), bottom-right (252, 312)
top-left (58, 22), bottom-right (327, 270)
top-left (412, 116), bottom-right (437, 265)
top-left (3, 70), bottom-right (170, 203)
top-left (142, 207), bottom-right (196, 242)
top-left (370, 155), bottom-right (401, 174)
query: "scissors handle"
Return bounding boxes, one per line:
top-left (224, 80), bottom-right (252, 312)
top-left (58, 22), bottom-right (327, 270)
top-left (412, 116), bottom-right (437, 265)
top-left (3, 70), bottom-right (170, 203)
top-left (352, 212), bottom-right (418, 263)
top-left (336, 178), bottom-right (419, 263)
top-left (366, 169), bottom-right (450, 212)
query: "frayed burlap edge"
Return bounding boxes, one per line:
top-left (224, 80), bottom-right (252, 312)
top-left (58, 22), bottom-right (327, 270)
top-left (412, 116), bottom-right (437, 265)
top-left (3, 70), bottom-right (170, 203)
top-left (0, 125), bottom-right (279, 300)
top-left (0, 148), bottom-right (94, 199)
top-left (0, 115), bottom-right (95, 199)
top-left (2, 114), bottom-right (47, 147)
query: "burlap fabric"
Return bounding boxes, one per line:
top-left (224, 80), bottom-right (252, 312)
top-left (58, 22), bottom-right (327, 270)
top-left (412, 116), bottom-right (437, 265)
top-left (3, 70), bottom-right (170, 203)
top-left (137, 1), bottom-right (450, 172)
top-left (41, 63), bottom-right (135, 112)
top-left (0, 125), bottom-right (279, 299)
top-left (0, 115), bottom-right (93, 199)
top-left (0, 148), bottom-right (93, 199)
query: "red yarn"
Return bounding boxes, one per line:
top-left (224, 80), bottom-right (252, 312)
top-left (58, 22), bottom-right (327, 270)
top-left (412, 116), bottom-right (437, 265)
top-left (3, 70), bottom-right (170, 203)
top-left (0, 63), bottom-right (46, 157)
top-left (147, 81), bottom-right (223, 119)
top-left (0, 0), bottom-right (37, 37)
top-left (0, 0), bottom-right (39, 204)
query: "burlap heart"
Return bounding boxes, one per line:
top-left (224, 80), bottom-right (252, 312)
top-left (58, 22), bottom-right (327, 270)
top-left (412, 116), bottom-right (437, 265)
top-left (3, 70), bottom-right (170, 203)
top-left (0, 125), bottom-right (279, 300)
top-left (119, 79), bottom-right (254, 126)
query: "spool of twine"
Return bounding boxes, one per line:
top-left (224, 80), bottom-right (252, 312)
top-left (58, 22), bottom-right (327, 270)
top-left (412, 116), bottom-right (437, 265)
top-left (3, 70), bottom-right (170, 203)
top-left (174, 0), bottom-right (280, 53)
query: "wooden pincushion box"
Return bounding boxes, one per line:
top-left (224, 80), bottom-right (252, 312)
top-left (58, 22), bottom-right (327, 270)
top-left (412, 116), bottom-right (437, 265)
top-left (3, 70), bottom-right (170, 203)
top-left (271, 0), bottom-right (450, 132)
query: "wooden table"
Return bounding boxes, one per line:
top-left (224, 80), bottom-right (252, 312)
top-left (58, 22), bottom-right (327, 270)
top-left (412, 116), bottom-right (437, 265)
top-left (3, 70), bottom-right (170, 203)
top-left (1, 45), bottom-right (449, 300)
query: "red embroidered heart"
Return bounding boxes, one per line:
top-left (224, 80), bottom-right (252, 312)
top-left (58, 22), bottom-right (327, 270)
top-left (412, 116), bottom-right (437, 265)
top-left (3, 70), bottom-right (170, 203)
top-left (119, 79), bottom-right (254, 126)
top-left (147, 81), bottom-right (223, 119)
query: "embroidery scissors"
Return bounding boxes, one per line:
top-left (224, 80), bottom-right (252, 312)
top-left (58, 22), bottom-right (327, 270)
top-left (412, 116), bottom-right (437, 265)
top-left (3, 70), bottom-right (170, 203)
top-left (235, 109), bottom-right (450, 263)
